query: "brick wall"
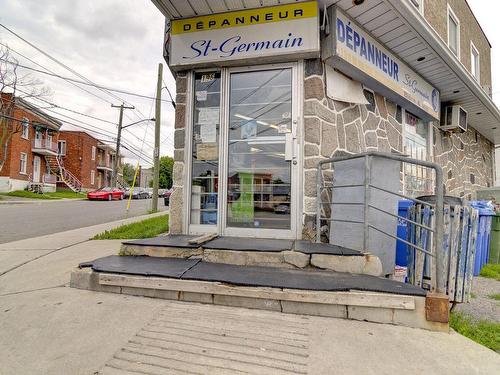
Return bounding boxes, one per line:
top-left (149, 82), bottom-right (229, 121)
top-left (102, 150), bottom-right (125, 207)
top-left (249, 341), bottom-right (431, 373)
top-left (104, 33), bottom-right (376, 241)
top-left (58, 131), bottom-right (99, 189)
top-left (424, 0), bottom-right (492, 90)
top-left (1, 102), bottom-right (56, 184)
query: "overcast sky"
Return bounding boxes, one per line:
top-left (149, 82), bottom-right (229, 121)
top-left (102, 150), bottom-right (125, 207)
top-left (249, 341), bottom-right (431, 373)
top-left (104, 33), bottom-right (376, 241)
top-left (0, 0), bottom-right (498, 167)
top-left (0, 0), bottom-right (174, 167)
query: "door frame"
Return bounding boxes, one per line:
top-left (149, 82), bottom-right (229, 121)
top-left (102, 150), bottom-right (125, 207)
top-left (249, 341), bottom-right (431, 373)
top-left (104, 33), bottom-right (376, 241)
top-left (185, 62), bottom-right (304, 239)
top-left (221, 63), bottom-right (300, 239)
top-left (33, 156), bottom-right (41, 183)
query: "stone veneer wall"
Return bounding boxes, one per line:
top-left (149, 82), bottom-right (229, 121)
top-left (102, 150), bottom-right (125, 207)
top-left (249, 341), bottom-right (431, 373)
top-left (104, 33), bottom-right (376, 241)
top-left (302, 59), bottom-right (404, 240)
top-left (168, 61), bottom-right (494, 238)
top-left (169, 71), bottom-right (188, 234)
top-left (302, 58), bottom-right (494, 239)
top-left (433, 124), bottom-right (494, 199)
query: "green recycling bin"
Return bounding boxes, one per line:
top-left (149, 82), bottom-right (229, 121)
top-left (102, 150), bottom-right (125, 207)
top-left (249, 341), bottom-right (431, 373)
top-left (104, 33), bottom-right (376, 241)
top-left (489, 212), bottom-right (500, 264)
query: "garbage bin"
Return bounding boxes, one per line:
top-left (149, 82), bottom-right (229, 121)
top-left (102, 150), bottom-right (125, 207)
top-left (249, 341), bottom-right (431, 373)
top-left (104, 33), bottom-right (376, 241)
top-left (489, 212), bottom-right (500, 264)
top-left (164, 196), bottom-right (169, 206)
top-left (396, 200), bottom-right (414, 267)
top-left (469, 201), bottom-right (495, 275)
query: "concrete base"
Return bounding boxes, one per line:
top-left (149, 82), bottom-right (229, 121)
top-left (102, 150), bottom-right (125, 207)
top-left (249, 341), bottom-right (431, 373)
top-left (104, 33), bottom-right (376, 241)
top-left (119, 243), bottom-right (381, 275)
top-left (71, 268), bottom-right (448, 332)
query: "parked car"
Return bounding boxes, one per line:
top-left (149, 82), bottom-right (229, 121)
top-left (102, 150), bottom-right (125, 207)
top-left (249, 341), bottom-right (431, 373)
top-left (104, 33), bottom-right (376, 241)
top-left (124, 187), bottom-right (149, 199)
top-left (87, 187), bottom-right (124, 201)
top-left (163, 188), bottom-right (173, 206)
top-left (145, 188), bottom-right (153, 198)
top-left (274, 204), bottom-right (290, 214)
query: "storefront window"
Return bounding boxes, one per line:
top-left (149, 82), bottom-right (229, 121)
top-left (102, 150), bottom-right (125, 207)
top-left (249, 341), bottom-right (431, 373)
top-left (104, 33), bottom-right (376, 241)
top-left (226, 68), bottom-right (292, 230)
top-left (404, 111), bottom-right (432, 197)
top-left (190, 71), bottom-right (221, 225)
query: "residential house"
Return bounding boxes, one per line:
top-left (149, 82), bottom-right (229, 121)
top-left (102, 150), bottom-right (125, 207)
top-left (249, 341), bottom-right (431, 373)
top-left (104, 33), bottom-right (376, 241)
top-left (96, 143), bottom-right (123, 188)
top-left (57, 130), bottom-right (99, 191)
top-left (0, 93), bottom-right (61, 193)
top-left (57, 131), bottom-right (124, 190)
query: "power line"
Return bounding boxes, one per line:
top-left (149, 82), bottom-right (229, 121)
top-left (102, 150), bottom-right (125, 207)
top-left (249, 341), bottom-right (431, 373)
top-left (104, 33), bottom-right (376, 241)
top-left (0, 25), bottom-right (150, 125)
top-left (0, 58), bottom-right (176, 105)
top-left (0, 42), bottom-right (116, 106)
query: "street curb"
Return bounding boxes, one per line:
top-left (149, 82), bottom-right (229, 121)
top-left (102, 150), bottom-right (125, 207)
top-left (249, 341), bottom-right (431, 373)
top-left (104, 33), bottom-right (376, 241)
top-left (0, 198), bottom-right (87, 205)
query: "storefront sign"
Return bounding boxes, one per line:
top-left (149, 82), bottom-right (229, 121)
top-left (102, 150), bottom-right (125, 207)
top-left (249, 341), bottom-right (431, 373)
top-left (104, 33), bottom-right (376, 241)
top-left (169, 1), bottom-right (319, 69)
top-left (323, 7), bottom-right (440, 120)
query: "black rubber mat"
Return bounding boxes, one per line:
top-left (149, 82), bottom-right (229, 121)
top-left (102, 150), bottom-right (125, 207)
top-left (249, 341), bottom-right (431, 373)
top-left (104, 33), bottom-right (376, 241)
top-left (182, 261), bottom-right (427, 296)
top-left (122, 235), bottom-right (201, 248)
top-left (203, 237), bottom-right (294, 252)
top-left (294, 240), bottom-right (363, 256)
top-left (83, 255), bottom-right (426, 297)
top-left (88, 255), bottom-right (200, 278)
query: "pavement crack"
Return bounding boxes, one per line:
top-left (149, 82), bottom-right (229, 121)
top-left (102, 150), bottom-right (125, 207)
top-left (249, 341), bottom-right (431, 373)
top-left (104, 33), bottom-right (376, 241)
top-left (0, 239), bottom-right (90, 277)
top-left (0, 284), bottom-right (67, 297)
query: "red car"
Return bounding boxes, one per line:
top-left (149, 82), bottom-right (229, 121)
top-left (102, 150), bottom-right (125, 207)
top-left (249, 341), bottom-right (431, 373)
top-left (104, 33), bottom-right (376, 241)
top-left (87, 187), bottom-right (124, 201)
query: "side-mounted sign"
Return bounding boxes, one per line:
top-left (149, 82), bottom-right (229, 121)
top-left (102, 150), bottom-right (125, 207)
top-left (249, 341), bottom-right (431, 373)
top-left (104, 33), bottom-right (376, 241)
top-left (322, 7), bottom-right (440, 121)
top-left (169, 1), bottom-right (320, 69)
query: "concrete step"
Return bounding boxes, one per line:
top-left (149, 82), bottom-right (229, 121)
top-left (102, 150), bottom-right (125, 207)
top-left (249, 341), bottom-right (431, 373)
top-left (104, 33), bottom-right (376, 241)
top-left (120, 236), bottom-right (383, 276)
top-left (70, 258), bottom-right (447, 332)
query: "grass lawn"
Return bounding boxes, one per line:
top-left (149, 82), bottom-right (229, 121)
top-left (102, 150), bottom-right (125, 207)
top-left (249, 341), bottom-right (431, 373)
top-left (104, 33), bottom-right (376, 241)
top-left (93, 214), bottom-right (168, 240)
top-left (1, 190), bottom-right (86, 200)
top-left (450, 312), bottom-right (500, 352)
top-left (489, 293), bottom-right (500, 301)
top-left (480, 264), bottom-right (500, 281)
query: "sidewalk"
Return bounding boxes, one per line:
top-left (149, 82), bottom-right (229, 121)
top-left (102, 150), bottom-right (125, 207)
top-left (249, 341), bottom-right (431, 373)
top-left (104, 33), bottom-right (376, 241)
top-left (0, 220), bottom-right (499, 374)
top-left (0, 211), bottom-right (166, 276)
top-left (0, 195), bottom-right (85, 205)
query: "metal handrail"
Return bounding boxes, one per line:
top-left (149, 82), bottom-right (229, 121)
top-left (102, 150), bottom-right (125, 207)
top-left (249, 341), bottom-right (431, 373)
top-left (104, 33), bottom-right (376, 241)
top-left (315, 151), bottom-right (444, 293)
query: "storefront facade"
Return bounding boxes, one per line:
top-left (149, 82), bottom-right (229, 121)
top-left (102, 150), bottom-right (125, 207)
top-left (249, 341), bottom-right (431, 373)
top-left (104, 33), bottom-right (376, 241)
top-left (154, 0), bottom-right (499, 241)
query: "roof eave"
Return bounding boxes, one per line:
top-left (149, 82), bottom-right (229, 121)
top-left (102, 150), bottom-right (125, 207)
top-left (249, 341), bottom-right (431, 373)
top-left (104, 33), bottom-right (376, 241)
top-left (386, 0), bottom-right (500, 133)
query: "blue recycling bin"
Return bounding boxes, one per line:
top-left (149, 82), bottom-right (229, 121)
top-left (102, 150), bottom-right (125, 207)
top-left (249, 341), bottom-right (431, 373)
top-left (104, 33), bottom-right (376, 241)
top-left (395, 200), bottom-right (414, 267)
top-left (470, 201), bottom-right (495, 276)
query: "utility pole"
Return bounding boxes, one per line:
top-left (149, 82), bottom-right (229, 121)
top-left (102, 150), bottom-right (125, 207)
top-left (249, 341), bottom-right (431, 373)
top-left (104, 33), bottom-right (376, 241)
top-left (111, 103), bottom-right (134, 188)
top-left (152, 63), bottom-right (163, 212)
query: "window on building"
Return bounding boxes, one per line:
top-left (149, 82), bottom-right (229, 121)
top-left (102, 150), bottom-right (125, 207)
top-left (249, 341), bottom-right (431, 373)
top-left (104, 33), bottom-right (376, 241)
top-left (91, 170), bottom-right (95, 185)
top-left (47, 134), bottom-right (53, 146)
top-left (91, 146), bottom-right (96, 161)
top-left (21, 118), bottom-right (29, 139)
top-left (471, 42), bottom-right (480, 81)
top-left (19, 152), bottom-right (27, 174)
top-left (448, 6), bottom-right (460, 57)
top-left (58, 140), bottom-right (66, 156)
top-left (403, 111), bottom-right (432, 197)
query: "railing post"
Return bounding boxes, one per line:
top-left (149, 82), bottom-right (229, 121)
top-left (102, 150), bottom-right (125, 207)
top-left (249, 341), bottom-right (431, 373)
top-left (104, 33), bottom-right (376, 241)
top-left (434, 167), bottom-right (445, 294)
top-left (316, 163), bottom-right (323, 243)
top-left (363, 155), bottom-right (371, 252)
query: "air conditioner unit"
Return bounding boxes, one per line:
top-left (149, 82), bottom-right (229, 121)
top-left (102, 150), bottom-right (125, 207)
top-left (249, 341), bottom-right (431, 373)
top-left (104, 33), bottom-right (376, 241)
top-left (440, 105), bottom-right (468, 132)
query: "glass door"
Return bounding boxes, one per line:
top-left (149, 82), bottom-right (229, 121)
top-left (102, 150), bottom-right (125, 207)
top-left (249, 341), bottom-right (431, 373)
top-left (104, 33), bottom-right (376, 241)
top-left (223, 67), bottom-right (296, 238)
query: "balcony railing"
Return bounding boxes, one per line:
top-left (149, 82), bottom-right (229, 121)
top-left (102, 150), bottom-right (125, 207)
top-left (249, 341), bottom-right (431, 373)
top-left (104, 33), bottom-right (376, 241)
top-left (32, 139), bottom-right (58, 153)
top-left (97, 160), bottom-right (112, 169)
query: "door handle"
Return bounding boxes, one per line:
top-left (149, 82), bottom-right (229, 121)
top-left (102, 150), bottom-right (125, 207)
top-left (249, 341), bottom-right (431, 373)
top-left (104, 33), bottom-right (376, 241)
top-left (285, 133), bottom-right (293, 161)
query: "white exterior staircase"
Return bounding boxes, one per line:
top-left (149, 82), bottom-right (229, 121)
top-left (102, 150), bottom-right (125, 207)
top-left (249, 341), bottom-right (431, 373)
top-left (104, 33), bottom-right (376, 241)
top-left (45, 155), bottom-right (83, 192)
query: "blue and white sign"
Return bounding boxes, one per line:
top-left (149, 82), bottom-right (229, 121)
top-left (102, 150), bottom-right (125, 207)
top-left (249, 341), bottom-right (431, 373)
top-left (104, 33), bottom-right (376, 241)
top-left (323, 8), bottom-right (440, 120)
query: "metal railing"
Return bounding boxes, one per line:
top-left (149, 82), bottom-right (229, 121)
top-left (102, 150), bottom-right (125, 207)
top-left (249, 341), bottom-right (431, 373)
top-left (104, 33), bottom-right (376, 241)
top-left (32, 139), bottom-right (58, 153)
top-left (315, 151), bottom-right (445, 294)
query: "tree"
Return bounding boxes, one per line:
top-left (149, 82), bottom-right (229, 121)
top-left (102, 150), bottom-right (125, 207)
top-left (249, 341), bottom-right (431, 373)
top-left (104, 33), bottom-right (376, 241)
top-left (0, 45), bottom-right (50, 173)
top-left (149, 156), bottom-right (174, 189)
top-left (121, 163), bottom-right (136, 186)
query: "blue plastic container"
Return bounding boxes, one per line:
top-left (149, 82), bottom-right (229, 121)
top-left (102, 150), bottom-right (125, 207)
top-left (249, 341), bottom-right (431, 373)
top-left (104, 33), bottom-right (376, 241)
top-left (469, 201), bottom-right (495, 276)
top-left (395, 200), bottom-right (414, 267)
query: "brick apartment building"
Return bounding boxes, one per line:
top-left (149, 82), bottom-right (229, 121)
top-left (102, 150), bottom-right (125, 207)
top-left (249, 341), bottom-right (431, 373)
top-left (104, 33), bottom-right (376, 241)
top-left (58, 131), bottom-right (123, 191)
top-left (0, 93), bottom-right (61, 193)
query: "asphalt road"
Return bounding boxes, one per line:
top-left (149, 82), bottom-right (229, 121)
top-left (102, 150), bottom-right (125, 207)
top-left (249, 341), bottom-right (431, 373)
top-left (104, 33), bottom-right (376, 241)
top-left (0, 198), bottom-right (168, 244)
